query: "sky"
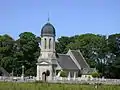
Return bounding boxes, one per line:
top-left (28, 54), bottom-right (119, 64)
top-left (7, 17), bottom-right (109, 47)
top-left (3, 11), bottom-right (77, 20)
top-left (0, 0), bottom-right (120, 39)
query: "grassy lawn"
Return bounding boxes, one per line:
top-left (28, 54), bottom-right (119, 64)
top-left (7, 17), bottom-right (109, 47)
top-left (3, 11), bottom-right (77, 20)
top-left (0, 82), bottom-right (120, 90)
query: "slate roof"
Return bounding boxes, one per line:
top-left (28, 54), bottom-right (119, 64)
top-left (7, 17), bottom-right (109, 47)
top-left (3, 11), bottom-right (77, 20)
top-left (71, 50), bottom-right (89, 69)
top-left (41, 23), bottom-right (55, 37)
top-left (57, 54), bottom-right (79, 70)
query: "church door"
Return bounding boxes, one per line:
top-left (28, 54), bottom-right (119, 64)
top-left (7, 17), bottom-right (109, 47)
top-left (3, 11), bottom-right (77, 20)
top-left (42, 72), bottom-right (46, 81)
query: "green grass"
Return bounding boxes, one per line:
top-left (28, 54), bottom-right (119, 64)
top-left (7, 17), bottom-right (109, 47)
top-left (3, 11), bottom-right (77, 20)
top-left (0, 82), bottom-right (120, 90)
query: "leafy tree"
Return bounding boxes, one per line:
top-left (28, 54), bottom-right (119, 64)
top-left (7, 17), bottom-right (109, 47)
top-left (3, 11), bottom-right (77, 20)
top-left (0, 34), bottom-right (15, 73)
top-left (106, 34), bottom-right (120, 78)
top-left (56, 36), bottom-right (70, 54)
top-left (56, 36), bottom-right (79, 54)
top-left (14, 32), bottom-right (40, 76)
top-left (108, 34), bottom-right (120, 56)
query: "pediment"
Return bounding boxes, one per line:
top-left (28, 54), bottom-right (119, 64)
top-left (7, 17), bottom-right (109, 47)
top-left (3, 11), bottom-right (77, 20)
top-left (39, 61), bottom-right (49, 64)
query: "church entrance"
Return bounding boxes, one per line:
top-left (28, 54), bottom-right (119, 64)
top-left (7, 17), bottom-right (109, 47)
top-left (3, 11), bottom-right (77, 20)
top-left (42, 72), bottom-right (46, 81)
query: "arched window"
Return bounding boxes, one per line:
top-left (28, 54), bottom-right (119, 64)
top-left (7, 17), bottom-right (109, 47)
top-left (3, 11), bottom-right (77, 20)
top-left (49, 38), bottom-right (51, 49)
top-left (45, 38), bottom-right (47, 49)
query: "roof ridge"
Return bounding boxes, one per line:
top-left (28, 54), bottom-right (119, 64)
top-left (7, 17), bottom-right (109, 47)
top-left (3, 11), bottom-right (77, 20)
top-left (58, 54), bottom-right (70, 56)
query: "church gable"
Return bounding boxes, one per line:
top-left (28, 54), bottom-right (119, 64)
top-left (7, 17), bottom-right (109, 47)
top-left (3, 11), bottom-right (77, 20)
top-left (39, 61), bottom-right (50, 65)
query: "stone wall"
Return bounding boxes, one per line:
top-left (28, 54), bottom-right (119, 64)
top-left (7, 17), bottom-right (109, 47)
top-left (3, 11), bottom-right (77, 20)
top-left (1, 76), bottom-right (120, 85)
top-left (49, 77), bottom-right (120, 85)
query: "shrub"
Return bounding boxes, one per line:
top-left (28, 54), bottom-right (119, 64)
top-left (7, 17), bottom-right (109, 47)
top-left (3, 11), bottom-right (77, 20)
top-left (91, 72), bottom-right (100, 78)
top-left (60, 71), bottom-right (67, 77)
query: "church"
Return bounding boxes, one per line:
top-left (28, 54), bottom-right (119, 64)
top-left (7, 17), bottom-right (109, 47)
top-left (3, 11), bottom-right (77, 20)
top-left (36, 21), bottom-right (94, 81)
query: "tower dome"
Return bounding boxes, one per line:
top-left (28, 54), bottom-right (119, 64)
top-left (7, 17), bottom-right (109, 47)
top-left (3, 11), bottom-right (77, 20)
top-left (41, 22), bottom-right (55, 37)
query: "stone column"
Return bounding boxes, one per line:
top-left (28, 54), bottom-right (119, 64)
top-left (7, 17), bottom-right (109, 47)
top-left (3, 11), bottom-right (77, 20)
top-left (67, 72), bottom-right (71, 80)
top-left (36, 65), bottom-right (40, 80)
top-left (73, 72), bottom-right (76, 80)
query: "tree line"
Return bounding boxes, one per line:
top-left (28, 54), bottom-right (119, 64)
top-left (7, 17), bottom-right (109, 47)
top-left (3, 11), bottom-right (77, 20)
top-left (0, 32), bottom-right (120, 78)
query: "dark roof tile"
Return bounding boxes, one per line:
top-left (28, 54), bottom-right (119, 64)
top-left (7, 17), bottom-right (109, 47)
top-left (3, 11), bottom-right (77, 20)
top-left (57, 54), bottom-right (79, 70)
top-left (71, 50), bottom-right (89, 69)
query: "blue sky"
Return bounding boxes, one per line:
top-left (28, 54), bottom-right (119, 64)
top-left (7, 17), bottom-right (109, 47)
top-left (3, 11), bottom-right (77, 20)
top-left (0, 0), bottom-right (120, 39)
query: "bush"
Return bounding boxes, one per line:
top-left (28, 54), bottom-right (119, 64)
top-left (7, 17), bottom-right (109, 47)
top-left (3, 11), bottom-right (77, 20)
top-left (60, 71), bottom-right (67, 77)
top-left (91, 72), bottom-right (100, 78)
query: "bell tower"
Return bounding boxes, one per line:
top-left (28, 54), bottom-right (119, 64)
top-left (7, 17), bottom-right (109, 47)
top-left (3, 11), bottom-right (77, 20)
top-left (36, 22), bottom-right (57, 81)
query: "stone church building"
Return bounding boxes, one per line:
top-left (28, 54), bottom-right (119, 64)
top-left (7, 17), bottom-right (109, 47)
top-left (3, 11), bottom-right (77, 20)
top-left (36, 21), bottom-right (93, 81)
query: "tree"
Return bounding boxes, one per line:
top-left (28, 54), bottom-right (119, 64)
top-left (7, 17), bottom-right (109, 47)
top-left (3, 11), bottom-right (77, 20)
top-left (108, 34), bottom-right (120, 56)
top-left (56, 35), bottom-right (78, 54)
top-left (0, 34), bottom-right (15, 73)
top-left (14, 32), bottom-right (40, 76)
top-left (106, 34), bottom-right (120, 78)
top-left (56, 36), bottom-right (70, 54)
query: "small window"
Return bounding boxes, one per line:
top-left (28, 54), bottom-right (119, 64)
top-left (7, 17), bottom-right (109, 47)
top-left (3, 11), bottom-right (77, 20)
top-left (49, 38), bottom-right (51, 49)
top-left (45, 38), bottom-right (47, 49)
